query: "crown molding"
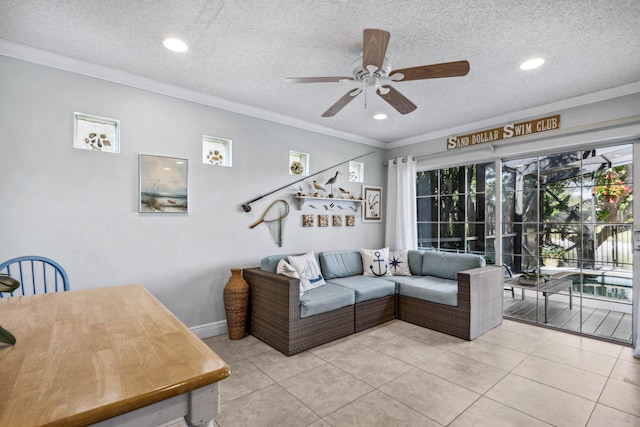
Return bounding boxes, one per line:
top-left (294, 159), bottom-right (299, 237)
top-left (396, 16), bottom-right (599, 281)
top-left (388, 80), bottom-right (640, 149)
top-left (0, 39), bottom-right (387, 149)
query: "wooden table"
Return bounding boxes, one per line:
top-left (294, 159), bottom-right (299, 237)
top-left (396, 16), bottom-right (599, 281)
top-left (504, 275), bottom-right (573, 323)
top-left (0, 285), bottom-right (230, 427)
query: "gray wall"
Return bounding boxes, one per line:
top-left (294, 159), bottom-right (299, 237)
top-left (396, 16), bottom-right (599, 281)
top-left (0, 56), bottom-right (386, 329)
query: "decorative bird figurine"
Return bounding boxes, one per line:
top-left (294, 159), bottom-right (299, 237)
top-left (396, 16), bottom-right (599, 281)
top-left (338, 187), bottom-right (350, 198)
top-left (312, 180), bottom-right (327, 196)
top-left (324, 171), bottom-right (341, 197)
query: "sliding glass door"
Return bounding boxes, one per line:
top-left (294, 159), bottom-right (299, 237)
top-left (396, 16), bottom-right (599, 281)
top-left (502, 144), bottom-right (633, 343)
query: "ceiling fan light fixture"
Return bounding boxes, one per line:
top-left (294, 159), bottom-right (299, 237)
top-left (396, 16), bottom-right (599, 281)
top-left (163, 37), bottom-right (189, 53)
top-left (520, 57), bottom-right (544, 70)
top-left (373, 113), bottom-right (387, 120)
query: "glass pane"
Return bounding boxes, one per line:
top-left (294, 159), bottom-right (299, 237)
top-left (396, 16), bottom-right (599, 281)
top-left (466, 222), bottom-right (485, 238)
top-left (440, 195), bottom-right (463, 222)
top-left (501, 170), bottom-right (516, 192)
top-left (439, 223), bottom-right (463, 252)
top-left (467, 193), bottom-right (485, 222)
top-left (521, 190), bottom-right (539, 222)
top-left (416, 170), bottom-right (438, 196)
top-left (593, 224), bottom-right (633, 269)
top-left (467, 243), bottom-right (485, 255)
top-left (440, 167), bottom-right (464, 195)
top-left (417, 223), bottom-right (437, 249)
top-left (467, 163), bottom-right (490, 194)
top-left (417, 197), bottom-right (437, 222)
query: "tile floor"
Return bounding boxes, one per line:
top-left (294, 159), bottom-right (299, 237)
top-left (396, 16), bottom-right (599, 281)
top-left (203, 319), bottom-right (640, 427)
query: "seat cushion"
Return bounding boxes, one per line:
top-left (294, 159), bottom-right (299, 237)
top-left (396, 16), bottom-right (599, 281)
top-left (326, 276), bottom-right (396, 303)
top-left (397, 276), bottom-right (458, 307)
top-left (300, 284), bottom-right (355, 318)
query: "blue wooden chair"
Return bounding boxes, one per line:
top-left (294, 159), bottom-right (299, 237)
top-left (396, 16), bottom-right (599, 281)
top-left (0, 256), bottom-right (69, 297)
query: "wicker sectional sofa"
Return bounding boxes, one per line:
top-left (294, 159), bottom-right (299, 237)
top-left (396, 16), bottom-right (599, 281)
top-left (242, 249), bottom-right (503, 356)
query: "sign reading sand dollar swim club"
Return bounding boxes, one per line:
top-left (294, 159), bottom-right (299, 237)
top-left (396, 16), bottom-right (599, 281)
top-left (446, 115), bottom-right (561, 150)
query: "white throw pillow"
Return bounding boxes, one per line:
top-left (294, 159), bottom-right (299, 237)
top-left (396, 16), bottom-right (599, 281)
top-left (276, 259), bottom-right (303, 297)
top-left (360, 247), bottom-right (392, 277)
top-left (287, 252), bottom-right (326, 293)
top-left (276, 259), bottom-right (299, 278)
top-left (389, 250), bottom-right (412, 276)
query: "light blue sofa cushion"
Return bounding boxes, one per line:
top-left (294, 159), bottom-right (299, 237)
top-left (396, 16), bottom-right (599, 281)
top-left (407, 250), bottom-right (425, 275)
top-left (421, 251), bottom-right (485, 280)
top-left (319, 250), bottom-right (363, 279)
top-left (300, 284), bottom-right (355, 318)
top-left (397, 276), bottom-right (459, 307)
top-left (326, 276), bottom-right (396, 303)
top-left (261, 253), bottom-right (318, 273)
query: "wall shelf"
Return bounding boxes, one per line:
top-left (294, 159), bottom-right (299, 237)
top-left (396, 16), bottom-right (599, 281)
top-left (294, 195), bottom-right (363, 211)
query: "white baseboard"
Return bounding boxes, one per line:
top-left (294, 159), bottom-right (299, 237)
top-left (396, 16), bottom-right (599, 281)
top-left (190, 320), bottom-right (228, 339)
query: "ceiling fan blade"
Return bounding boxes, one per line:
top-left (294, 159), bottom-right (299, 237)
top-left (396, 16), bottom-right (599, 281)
top-left (376, 85), bottom-right (417, 115)
top-left (362, 29), bottom-right (390, 71)
top-left (321, 90), bottom-right (361, 117)
top-left (284, 77), bottom-right (355, 84)
top-left (390, 60), bottom-right (470, 82)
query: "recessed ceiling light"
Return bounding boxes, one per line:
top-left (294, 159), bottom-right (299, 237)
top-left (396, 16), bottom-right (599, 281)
top-left (163, 37), bottom-right (188, 53)
top-left (373, 113), bottom-right (387, 120)
top-left (520, 58), bottom-right (544, 70)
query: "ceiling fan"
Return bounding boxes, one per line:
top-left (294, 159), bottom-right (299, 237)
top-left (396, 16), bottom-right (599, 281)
top-left (284, 29), bottom-right (470, 117)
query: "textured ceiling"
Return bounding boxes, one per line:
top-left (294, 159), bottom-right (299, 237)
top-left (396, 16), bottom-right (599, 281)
top-left (1, 0), bottom-right (639, 145)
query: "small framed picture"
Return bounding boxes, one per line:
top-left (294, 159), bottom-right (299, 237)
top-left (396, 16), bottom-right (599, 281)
top-left (332, 215), bottom-right (343, 227)
top-left (362, 185), bottom-right (382, 222)
top-left (318, 215), bottom-right (329, 227)
top-left (139, 154), bottom-right (188, 213)
top-left (302, 214), bottom-right (314, 227)
top-left (346, 215), bottom-right (355, 226)
top-left (74, 112), bottom-right (119, 153)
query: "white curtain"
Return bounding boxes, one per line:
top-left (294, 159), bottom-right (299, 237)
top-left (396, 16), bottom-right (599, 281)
top-left (385, 156), bottom-right (418, 250)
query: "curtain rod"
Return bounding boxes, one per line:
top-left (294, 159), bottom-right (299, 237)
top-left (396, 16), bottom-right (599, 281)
top-left (383, 156), bottom-right (416, 166)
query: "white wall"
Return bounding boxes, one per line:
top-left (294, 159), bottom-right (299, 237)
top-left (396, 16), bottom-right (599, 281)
top-left (0, 56), bottom-right (386, 330)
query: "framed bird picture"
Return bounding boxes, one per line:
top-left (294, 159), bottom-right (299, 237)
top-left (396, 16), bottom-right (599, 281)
top-left (362, 185), bottom-right (382, 223)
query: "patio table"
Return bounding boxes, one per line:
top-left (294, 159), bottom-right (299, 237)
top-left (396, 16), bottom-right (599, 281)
top-left (504, 275), bottom-right (573, 323)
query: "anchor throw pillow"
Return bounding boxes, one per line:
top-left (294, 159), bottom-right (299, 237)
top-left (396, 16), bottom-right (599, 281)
top-left (389, 249), bottom-right (412, 276)
top-left (288, 252), bottom-right (326, 293)
top-left (360, 247), bottom-right (392, 277)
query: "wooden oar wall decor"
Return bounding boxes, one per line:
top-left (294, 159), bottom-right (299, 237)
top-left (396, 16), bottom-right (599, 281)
top-left (241, 152), bottom-right (374, 213)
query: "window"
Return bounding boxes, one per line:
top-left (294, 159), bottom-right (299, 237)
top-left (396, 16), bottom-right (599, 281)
top-left (416, 162), bottom-right (496, 260)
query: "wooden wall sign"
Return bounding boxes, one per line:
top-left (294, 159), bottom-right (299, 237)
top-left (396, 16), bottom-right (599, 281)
top-left (446, 115), bottom-right (560, 150)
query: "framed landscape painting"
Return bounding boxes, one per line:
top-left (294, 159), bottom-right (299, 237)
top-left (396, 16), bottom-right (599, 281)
top-left (139, 154), bottom-right (188, 213)
top-left (362, 185), bottom-right (382, 222)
